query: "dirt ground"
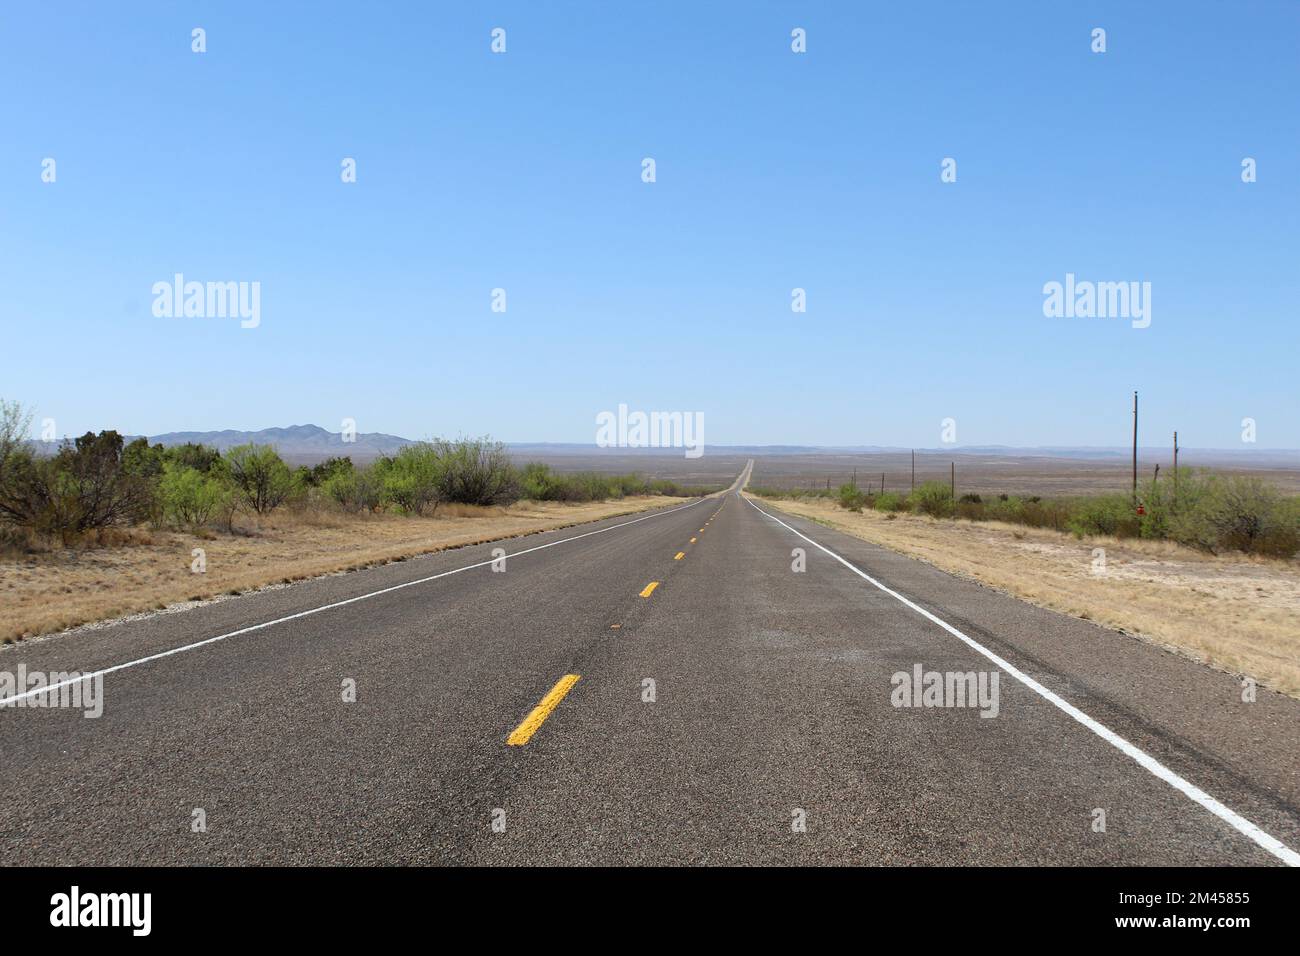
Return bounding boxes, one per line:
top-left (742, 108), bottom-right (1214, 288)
top-left (0, 497), bottom-right (686, 644)
top-left (752, 495), bottom-right (1300, 699)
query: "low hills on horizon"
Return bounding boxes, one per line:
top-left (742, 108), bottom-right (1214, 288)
top-left (73, 423), bottom-right (1300, 468)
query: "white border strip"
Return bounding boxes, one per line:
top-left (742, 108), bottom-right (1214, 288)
top-left (744, 495), bottom-right (1300, 867)
top-left (0, 497), bottom-right (710, 709)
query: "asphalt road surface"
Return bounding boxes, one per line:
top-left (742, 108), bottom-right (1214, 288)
top-left (2, 461), bottom-right (1298, 866)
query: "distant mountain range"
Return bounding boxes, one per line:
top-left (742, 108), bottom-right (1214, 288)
top-left (144, 424), bottom-right (414, 460)
top-left (117, 428), bottom-right (1300, 467)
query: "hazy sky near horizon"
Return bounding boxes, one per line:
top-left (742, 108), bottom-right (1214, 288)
top-left (2, 2), bottom-right (1297, 448)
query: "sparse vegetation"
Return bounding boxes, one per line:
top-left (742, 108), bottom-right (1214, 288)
top-left (912, 481), bottom-right (955, 519)
top-left (518, 463), bottom-right (708, 502)
top-left (159, 463), bottom-right (233, 530)
top-left (432, 437), bottom-right (519, 506)
top-left (225, 443), bottom-right (296, 515)
top-left (838, 482), bottom-right (867, 512)
top-left (0, 429), bottom-right (157, 542)
top-left (874, 492), bottom-right (908, 513)
top-left (373, 444), bottom-right (444, 515)
top-left (745, 485), bottom-right (836, 501)
top-left (0, 399), bottom-right (714, 558)
top-left (322, 463), bottom-right (382, 514)
top-left (757, 467), bottom-right (1299, 558)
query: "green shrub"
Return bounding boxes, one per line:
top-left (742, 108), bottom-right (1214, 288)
top-left (164, 442), bottom-right (224, 473)
top-left (306, 456), bottom-right (353, 487)
top-left (754, 461), bottom-right (1297, 558)
top-left (160, 463), bottom-right (232, 529)
top-left (0, 431), bottom-right (157, 540)
top-left (874, 492), bottom-right (908, 513)
top-left (1202, 476), bottom-right (1298, 557)
top-left (1066, 494), bottom-right (1137, 538)
top-left (225, 444), bottom-right (294, 515)
top-left (746, 485), bottom-right (835, 500)
top-left (0, 399), bottom-right (32, 484)
top-left (433, 437), bottom-right (519, 505)
top-left (837, 482), bottom-right (867, 512)
top-left (519, 466), bottom-right (606, 502)
top-left (518, 462), bottom-right (556, 501)
top-left (323, 465), bottom-right (382, 513)
top-left (912, 481), bottom-right (954, 518)
top-left (375, 444), bottom-right (443, 515)
top-left (516, 465), bottom-right (706, 503)
top-left (1018, 497), bottom-right (1073, 531)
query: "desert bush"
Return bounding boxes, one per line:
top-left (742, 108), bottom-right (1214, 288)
top-left (308, 456), bottom-right (353, 486)
top-left (837, 482), bottom-right (867, 512)
top-left (0, 521), bottom-right (37, 556)
top-left (433, 437), bottom-right (519, 506)
top-left (1017, 497), bottom-right (1073, 531)
top-left (0, 399), bottom-right (32, 482)
top-left (519, 462), bottom-right (559, 500)
top-left (323, 465), bottom-right (382, 513)
top-left (748, 459), bottom-right (1297, 558)
top-left (1201, 476), bottom-right (1298, 557)
top-left (0, 431), bottom-right (157, 540)
top-left (573, 473), bottom-right (617, 501)
top-left (292, 457), bottom-right (353, 491)
top-left (644, 477), bottom-right (706, 497)
top-left (517, 464), bottom-right (617, 503)
top-left (376, 444), bottom-right (443, 515)
top-left (0, 400), bottom-right (33, 534)
top-left (912, 481), bottom-right (954, 518)
top-left (746, 485), bottom-right (835, 501)
top-left (164, 442), bottom-right (224, 473)
top-left (874, 492), bottom-right (908, 512)
top-left (225, 444), bottom-right (294, 515)
top-left (610, 473), bottom-right (645, 498)
top-left (1067, 494), bottom-right (1137, 538)
top-left (517, 464), bottom-right (705, 502)
top-left (121, 438), bottom-right (167, 480)
top-left (160, 463), bottom-right (233, 529)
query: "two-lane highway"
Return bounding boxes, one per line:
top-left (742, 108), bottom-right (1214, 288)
top-left (2, 461), bottom-right (1298, 865)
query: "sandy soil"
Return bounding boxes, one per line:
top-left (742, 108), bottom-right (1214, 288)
top-left (752, 495), bottom-right (1300, 698)
top-left (0, 497), bottom-right (686, 644)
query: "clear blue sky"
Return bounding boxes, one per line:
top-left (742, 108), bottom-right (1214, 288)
top-left (2, 2), bottom-right (1297, 448)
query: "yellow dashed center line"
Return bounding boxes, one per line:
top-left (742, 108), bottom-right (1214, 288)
top-left (640, 581), bottom-right (660, 598)
top-left (674, 551), bottom-right (685, 560)
top-left (690, 537), bottom-right (697, 543)
top-left (507, 674), bottom-right (581, 746)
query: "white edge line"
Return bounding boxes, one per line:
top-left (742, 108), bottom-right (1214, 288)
top-left (0, 496), bottom-right (713, 709)
top-left (744, 495), bottom-right (1300, 868)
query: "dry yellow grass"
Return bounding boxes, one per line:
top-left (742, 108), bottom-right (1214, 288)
top-left (752, 495), bottom-right (1300, 698)
top-left (0, 497), bottom-right (685, 643)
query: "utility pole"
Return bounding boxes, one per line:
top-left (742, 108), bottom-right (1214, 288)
top-left (1173, 431), bottom-right (1179, 503)
top-left (1131, 390), bottom-right (1139, 503)
top-left (950, 461), bottom-right (955, 501)
top-left (911, 450), bottom-right (915, 493)
top-left (881, 472), bottom-right (885, 494)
